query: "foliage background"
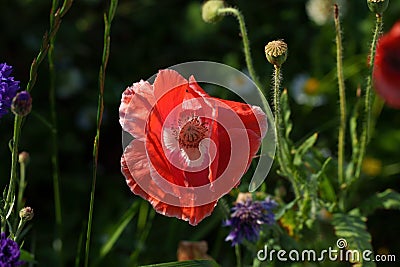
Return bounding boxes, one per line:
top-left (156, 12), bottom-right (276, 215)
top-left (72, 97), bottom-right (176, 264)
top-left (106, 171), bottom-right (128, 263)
top-left (1, 0), bottom-right (399, 266)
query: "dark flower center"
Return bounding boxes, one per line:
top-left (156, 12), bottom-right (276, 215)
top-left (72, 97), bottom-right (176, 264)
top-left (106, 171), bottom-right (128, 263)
top-left (178, 117), bottom-right (208, 149)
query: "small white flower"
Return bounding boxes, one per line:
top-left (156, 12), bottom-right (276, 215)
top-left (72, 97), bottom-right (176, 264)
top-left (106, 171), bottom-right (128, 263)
top-left (306, 0), bottom-right (346, 26)
top-left (291, 74), bottom-right (326, 107)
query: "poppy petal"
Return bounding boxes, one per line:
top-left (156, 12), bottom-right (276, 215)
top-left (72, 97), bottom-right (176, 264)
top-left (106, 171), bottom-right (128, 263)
top-left (119, 80), bottom-right (155, 140)
top-left (153, 69), bottom-right (188, 120)
top-left (217, 98), bottom-right (267, 138)
top-left (373, 20), bottom-right (400, 109)
top-left (121, 140), bottom-right (217, 225)
top-left (120, 70), bottom-right (268, 226)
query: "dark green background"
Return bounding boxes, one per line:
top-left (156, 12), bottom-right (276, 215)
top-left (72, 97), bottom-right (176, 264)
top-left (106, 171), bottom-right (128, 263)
top-left (1, 0), bottom-right (399, 266)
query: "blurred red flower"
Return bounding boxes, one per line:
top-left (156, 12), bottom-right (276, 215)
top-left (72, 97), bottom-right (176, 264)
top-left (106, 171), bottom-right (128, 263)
top-left (119, 69), bottom-right (267, 225)
top-left (373, 20), bottom-right (400, 109)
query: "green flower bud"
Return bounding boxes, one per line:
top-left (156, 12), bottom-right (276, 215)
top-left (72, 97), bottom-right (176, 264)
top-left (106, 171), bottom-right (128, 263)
top-left (265, 40), bottom-right (288, 67)
top-left (19, 207), bottom-right (34, 221)
top-left (18, 151), bottom-right (30, 165)
top-left (367, 0), bottom-right (389, 14)
top-left (202, 0), bottom-right (225, 23)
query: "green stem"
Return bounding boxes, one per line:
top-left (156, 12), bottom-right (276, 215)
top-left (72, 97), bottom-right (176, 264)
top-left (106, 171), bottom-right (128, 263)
top-left (3, 116), bottom-right (23, 233)
top-left (365, 15), bottom-right (382, 141)
top-left (31, 111), bottom-right (54, 131)
top-left (235, 244), bottom-right (242, 267)
top-left (273, 66), bottom-right (283, 165)
top-left (355, 14), bottom-right (383, 180)
top-left (217, 7), bottom-right (262, 89)
top-left (272, 67), bottom-right (299, 193)
top-left (16, 160), bottom-right (26, 217)
top-left (129, 209), bottom-right (155, 265)
top-left (48, 0), bottom-right (63, 264)
top-left (14, 219), bottom-right (26, 242)
top-left (334, 4), bottom-right (346, 193)
top-left (217, 7), bottom-right (272, 147)
top-left (3, 0), bottom-right (72, 235)
top-left (84, 1), bottom-right (117, 266)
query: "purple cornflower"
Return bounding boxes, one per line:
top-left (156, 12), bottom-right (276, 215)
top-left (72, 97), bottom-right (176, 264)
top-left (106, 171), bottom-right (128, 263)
top-left (0, 63), bottom-right (20, 119)
top-left (224, 197), bottom-right (277, 246)
top-left (0, 233), bottom-right (24, 267)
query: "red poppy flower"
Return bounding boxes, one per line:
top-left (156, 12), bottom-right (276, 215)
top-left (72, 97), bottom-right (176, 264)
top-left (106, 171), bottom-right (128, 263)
top-left (373, 20), bottom-right (400, 109)
top-left (120, 69), bottom-right (267, 225)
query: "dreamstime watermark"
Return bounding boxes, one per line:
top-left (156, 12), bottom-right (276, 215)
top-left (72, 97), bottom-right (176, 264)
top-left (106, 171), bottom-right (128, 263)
top-left (257, 238), bottom-right (396, 263)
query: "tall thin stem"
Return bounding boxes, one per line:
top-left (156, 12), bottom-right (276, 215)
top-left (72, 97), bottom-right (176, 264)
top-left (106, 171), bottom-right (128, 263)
top-left (273, 66), bottom-right (283, 163)
top-left (365, 15), bottom-right (382, 141)
top-left (272, 67), bottom-right (289, 176)
top-left (217, 7), bottom-right (262, 90)
top-left (216, 7), bottom-right (275, 156)
top-left (3, 0), bottom-right (72, 234)
top-left (84, 1), bottom-right (117, 266)
top-left (334, 4), bottom-right (346, 188)
top-left (235, 244), bottom-right (242, 267)
top-left (48, 0), bottom-right (63, 264)
top-left (16, 157), bottom-right (27, 217)
top-left (355, 14), bottom-right (383, 179)
top-left (3, 116), bottom-right (23, 233)
top-left (271, 66), bottom-right (301, 196)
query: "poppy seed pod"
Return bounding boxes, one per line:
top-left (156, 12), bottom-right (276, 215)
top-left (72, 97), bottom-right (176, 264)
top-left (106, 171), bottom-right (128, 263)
top-left (265, 40), bottom-right (288, 67)
top-left (367, 0), bottom-right (389, 14)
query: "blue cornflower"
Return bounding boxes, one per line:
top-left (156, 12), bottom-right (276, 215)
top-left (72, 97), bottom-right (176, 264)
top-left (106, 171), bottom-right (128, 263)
top-left (0, 233), bottom-right (24, 267)
top-left (0, 63), bottom-right (20, 119)
top-left (12, 91), bottom-right (32, 116)
top-left (224, 197), bottom-right (277, 246)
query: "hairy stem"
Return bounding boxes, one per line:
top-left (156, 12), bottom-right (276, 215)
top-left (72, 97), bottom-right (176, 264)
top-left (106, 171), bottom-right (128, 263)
top-left (272, 67), bottom-right (300, 196)
top-left (273, 66), bottom-right (283, 166)
top-left (217, 7), bottom-right (262, 89)
top-left (334, 4), bottom-right (346, 191)
top-left (355, 14), bottom-right (383, 180)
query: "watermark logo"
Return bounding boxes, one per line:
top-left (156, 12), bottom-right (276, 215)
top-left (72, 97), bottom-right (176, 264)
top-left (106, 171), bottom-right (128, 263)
top-left (121, 61), bottom-right (276, 207)
top-left (257, 238), bottom-right (396, 263)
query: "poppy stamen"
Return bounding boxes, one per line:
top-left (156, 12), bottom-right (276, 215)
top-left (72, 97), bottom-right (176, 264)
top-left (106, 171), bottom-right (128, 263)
top-left (178, 117), bottom-right (208, 149)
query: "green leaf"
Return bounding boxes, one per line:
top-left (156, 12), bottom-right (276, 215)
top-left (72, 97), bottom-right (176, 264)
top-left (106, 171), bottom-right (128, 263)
top-left (310, 157), bottom-right (336, 202)
top-left (20, 249), bottom-right (36, 263)
top-left (348, 96), bottom-right (362, 182)
top-left (359, 189), bottom-right (400, 216)
top-left (318, 174), bottom-right (336, 203)
top-left (275, 197), bottom-right (298, 220)
top-left (310, 156), bottom-right (331, 181)
top-left (332, 213), bottom-right (375, 267)
top-left (139, 260), bottom-right (220, 267)
top-left (293, 133), bottom-right (318, 166)
top-left (280, 89), bottom-right (293, 141)
top-left (99, 201), bottom-right (140, 259)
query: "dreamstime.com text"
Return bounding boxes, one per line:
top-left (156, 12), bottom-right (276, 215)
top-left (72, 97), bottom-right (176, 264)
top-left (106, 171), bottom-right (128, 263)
top-left (257, 239), bottom-right (396, 263)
